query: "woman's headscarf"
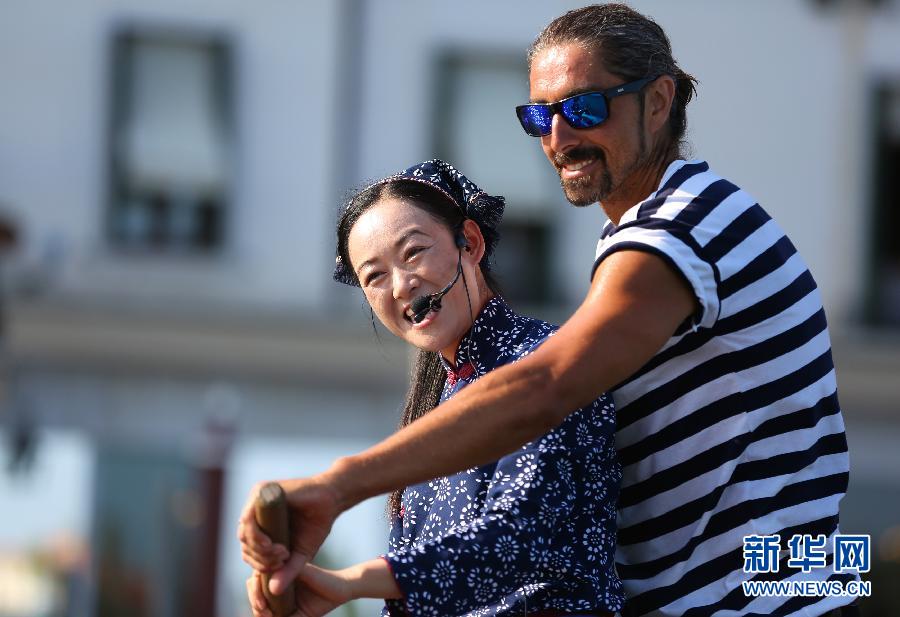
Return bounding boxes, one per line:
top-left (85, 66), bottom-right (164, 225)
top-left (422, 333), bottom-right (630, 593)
top-left (333, 159), bottom-right (505, 286)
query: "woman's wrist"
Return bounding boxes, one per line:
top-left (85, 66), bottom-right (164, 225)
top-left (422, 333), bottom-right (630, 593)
top-left (344, 558), bottom-right (403, 600)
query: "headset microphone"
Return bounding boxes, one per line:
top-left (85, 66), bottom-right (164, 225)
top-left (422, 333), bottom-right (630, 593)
top-left (410, 231), bottom-right (466, 324)
top-left (410, 256), bottom-right (462, 323)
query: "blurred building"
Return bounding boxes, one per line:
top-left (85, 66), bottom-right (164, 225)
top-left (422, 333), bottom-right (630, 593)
top-left (0, 1), bottom-right (899, 616)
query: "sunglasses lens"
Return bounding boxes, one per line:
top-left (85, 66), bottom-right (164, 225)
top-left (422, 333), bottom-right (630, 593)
top-left (561, 93), bottom-right (608, 129)
top-left (516, 105), bottom-right (552, 137)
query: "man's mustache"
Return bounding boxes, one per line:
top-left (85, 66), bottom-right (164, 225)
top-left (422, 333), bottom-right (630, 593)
top-left (553, 147), bottom-right (605, 170)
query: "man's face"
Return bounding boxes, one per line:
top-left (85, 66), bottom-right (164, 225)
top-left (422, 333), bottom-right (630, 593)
top-left (529, 43), bottom-right (649, 207)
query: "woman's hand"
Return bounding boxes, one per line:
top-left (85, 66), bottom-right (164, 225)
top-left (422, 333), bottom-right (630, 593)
top-left (246, 571), bottom-right (279, 617)
top-left (246, 559), bottom-right (402, 617)
top-left (294, 564), bottom-right (355, 616)
top-left (296, 559), bottom-right (402, 613)
top-left (246, 564), bottom-right (354, 617)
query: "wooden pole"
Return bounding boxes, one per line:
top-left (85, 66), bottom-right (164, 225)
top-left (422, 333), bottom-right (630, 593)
top-left (254, 483), bottom-right (296, 617)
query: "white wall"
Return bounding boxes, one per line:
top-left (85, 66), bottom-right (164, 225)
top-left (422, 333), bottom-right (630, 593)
top-left (2, 0), bottom-right (899, 321)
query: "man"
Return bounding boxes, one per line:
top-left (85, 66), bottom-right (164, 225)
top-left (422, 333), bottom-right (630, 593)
top-left (240, 5), bottom-right (857, 615)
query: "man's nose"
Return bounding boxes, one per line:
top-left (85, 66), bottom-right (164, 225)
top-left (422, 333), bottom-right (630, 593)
top-left (547, 112), bottom-right (579, 154)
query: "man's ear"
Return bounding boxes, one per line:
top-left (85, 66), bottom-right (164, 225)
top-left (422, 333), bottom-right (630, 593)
top-left (645, 75), bottom-right (676, 135)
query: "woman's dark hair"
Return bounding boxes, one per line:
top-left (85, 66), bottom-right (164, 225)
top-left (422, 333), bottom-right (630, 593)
top-left (336, 179), bottom-right (502, 519)
top-left (528, 3), bottom-right (698, 159)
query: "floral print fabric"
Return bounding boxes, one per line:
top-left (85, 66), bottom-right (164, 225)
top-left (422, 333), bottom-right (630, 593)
top-left (383, 297), bottom-right (624, 616)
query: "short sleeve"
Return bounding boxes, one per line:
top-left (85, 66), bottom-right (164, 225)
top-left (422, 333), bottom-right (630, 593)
top-left (592, 221), bottom-right (720, 331)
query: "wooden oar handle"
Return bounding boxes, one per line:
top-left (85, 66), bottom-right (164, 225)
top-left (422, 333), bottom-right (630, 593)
top-left (254, 482), bottom-right (296, 617)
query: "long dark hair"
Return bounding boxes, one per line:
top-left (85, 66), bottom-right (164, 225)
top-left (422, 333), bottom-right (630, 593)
top-left (336, 179), bottom-right (502, 519)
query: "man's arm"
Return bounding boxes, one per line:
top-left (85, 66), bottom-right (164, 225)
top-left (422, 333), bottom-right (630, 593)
top-left (327, 249), bottom-right (696, 505)
top-left (243, 249), bottom-right (695, 594)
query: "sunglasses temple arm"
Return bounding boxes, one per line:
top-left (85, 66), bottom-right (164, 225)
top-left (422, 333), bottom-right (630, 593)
top-left (606, 76), bottom-right (654, 97)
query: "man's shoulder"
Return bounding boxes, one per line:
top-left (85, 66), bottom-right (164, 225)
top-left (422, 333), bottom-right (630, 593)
top-left (649, 159), bottom-right (743, 211)
top-left (611, 158), bottom-right (763, 237)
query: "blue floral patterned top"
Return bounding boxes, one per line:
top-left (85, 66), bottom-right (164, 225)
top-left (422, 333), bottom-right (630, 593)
top-left (383, 297), bottom-right (624, 617)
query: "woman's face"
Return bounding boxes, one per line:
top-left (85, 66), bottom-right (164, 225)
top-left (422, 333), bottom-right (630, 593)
top-left (347, 198), bottom-right (485, 361)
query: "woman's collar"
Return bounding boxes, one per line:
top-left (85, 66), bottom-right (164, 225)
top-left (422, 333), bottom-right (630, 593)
top-left (439, 295), bottom-right (513, 379)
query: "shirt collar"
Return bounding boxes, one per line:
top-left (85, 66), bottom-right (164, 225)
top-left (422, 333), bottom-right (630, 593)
top-left (601, 158), bottom-right (706, 233)
top-left (439, 295), bottom-right (516, 381)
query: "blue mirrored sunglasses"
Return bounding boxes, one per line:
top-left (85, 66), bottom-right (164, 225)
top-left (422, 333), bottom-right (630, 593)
top-left (515, 77), bottom-right (654, 137)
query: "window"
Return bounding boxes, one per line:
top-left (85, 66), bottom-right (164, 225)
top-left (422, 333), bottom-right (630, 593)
top-left (107, 28), bottom-right (233, 252)
top-left (432, 51), bottom-right (561, 307)
top-left (866, 81), bottom-right (900, 326)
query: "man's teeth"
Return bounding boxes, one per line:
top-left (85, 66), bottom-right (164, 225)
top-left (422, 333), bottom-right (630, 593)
top-left (566, 159), bottom-right (594, 171)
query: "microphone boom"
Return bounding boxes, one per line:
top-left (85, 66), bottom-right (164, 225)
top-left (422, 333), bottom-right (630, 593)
top-left (410, 253), bottom-right (463, 324)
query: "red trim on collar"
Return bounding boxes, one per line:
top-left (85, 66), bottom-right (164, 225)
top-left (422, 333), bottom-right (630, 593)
top-left (445, 362), bottom-right (476, 388)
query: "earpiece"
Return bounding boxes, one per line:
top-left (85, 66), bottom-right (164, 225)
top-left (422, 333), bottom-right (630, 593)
top-left (454, 230), bottom-right (468, 250)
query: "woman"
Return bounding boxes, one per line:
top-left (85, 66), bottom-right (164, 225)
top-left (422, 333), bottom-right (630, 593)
top-left (241, 160), bottom-right (624, 616)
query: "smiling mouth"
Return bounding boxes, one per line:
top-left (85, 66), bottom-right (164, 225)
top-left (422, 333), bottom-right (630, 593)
top-left (559, 158), bottom-right (601, 182)
top-left (555, 147), bottom-right (604, 178)
top-left (404, 309), bottom-right (437, 329)
top-left (402, 303), bottom-right (431, 323)
top-left (562, 158), bottom-right (596, 173)
top-left (401, 301), bottom-right (440, 328)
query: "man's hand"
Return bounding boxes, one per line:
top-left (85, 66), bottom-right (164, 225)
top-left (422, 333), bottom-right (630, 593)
top-left (238, 475), bottom-right (343, 596)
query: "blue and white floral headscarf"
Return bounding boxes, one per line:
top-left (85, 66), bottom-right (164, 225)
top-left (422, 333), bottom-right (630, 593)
top-left (333, 159), bottom-right (505, 287)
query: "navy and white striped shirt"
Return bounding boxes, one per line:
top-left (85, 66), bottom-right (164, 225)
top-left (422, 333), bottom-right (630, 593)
top-left (594, 160), bottom-right (856, 616)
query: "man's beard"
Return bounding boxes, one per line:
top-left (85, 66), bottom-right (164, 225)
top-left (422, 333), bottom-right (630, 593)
top-left (553, 131), bottom-right (649, 207)
top-left (554, 147), bottom-right (611, 207)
